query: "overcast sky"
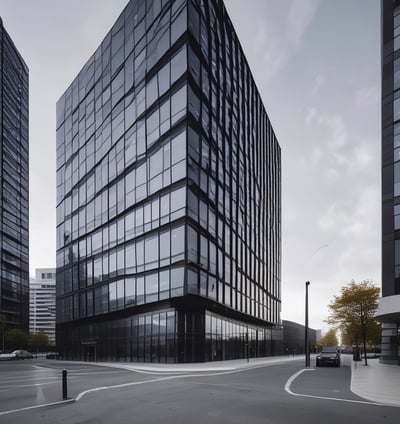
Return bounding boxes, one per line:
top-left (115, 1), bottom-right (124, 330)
top-left (0, 0), bottom-right (380, 333)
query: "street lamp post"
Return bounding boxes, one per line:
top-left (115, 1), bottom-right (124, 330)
top-left (305, 281), bottom-right (310, 368)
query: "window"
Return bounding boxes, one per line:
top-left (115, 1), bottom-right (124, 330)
top-left (171, 85), bottom-right (187, 125)
top-left (170, 267), bottom-right (184, 297)
top-left (145, 273), bottom-right (158, 303)
top-left (171, 226), bottom-right (185, 262)
top-left (395, 97), bottom-right (400, 122)
top-left (117, 279), bottom-right (125, 309)
top-left (146, 75), bottom-right (158, 107)
top-left (160, 229), bottom-right (171, 267)
top-left (187, 226), bottom-right (198, 263)
top-left (125, 277), bottom-right (135, 305)
top-left (170, 187), bottom-right (186, 219)
top-left (171, 47), bottom-right (186, 83)
top-left (171, 5), bottom-right (187, 45)
top-left (395, 162), bottom-right (400, 197)
top-left (109, 281), bottom-right (117, 311)
top-left (136, 239), bottom-right (144, 272)
top-left (137, 276), bottom-right (145, 305)
top-left (396, 240), bottom-right (400, 278)
top-left (395, 58), bottom-right (400, 92)
top-left (395, 205), bottom-right (400, 230)
top-left (126, 243), bottom-right (136, 274)
top-left (159, 270), bottom-right (169, 300)
top-left (145, 234), bottom-right (159, 270)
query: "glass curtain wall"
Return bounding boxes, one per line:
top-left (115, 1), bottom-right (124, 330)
top-left (56, 0), bottom-right (282, 363)
top-left (0, 19), bottom-right (29, 333)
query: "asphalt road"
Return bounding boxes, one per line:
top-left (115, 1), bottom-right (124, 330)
top-left (0, 358), bottom-right (398, 424)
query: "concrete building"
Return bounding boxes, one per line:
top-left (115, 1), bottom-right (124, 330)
top-left (29, 269), bottom-right (56, 344)
top-left (56, 0), bottom-right (281, 362)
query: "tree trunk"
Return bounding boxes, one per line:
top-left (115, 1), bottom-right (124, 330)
top-left (362, 324), bottom-right (368, 366)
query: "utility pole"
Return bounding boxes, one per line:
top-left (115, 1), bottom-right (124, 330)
top-left (305, 281), bottom-right (310, 367)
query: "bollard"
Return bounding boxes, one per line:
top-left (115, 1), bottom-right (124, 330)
top-left (62, 369), bottom-right (68, 400)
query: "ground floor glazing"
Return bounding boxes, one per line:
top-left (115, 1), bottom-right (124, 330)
top-left (57, 307), bottom-right (283, 363)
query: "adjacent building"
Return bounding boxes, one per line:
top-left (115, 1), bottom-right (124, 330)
top-left (379, 0), bottom-right (400, 365)
top-left (29, 269), bottom-right (56, 344)
top-left (0, 18), bottom-right (29, 334)
top-left (282, 320), bottom-right (317, 356)
top-left (56, 0), bottom-right (281, 362)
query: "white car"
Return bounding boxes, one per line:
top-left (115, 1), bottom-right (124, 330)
top-left (0, 351), bottom-right (16, 360)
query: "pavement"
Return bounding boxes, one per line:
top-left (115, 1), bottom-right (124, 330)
top-left (349, 356), bottom-right (400, 407)
top-left (94, 354), bottom-right (400, 407)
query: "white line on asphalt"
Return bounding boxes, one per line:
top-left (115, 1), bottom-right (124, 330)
top-left (0, 381), bottom-right (59, 389)
top-left (284, 368), bottom-right (394, 407)
top-left (0, 375), bottom-right (60, 384)
top-left (0, 399), bottom-right (75, 416)
top-left (74, 362), bottom-right (299, 401)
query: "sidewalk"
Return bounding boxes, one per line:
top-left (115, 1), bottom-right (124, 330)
top-left (350, 357), bottom-right (400, 407)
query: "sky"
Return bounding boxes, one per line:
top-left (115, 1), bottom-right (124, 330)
top-left (0, 0), bottom-right (380, 333)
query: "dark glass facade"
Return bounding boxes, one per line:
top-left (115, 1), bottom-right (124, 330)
top-left (56, 0), bottom-right (281, 363)
top-left (0, 19), bottom-right (29, 332)
top-left (282, 320), bottom-right (317, 357)
top-left (379, 0), bottom-right (400, 364)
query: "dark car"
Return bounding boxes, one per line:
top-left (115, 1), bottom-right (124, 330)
top-left (13, 350), bottom-right (33, 360)
top-left (316, 346), bottom-right (340, 367)
top-left (46, 352), bottom-right (60, 359)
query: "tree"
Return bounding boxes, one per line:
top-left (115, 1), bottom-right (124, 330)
top-left (317, 328), bottom-right (338, 348)
top-left (327, 280), bottom-right (381, 366)
top-left (30, 331), bottom-right (50, 352)
top-left (6, 328), bottom-right (29, 350)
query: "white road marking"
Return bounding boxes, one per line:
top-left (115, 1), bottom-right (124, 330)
top-left (0, 399), bottom-right (74, 416)
top-left (0, 381), bottom-right (60, 389)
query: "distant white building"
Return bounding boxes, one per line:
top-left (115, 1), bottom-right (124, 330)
top-left (29, 268), bottom-right (56, 344)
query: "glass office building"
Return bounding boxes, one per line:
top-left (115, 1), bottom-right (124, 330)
top-left (378, 0), bottom-right (400, 365)
top-left (56, 0), bottom-right (281, 362)
top-left (0, 19), bottom-right (29, 333)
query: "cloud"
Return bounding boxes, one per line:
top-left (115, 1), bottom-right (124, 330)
top-left (355, 86), bottom-right (379, 107)
top-left (312, 74), bottom-right (325, 94)
top-left (306, 107), bottom-right (317, 125)
top-left (317, 114), bottom-right (348, 149)
top-left (225, 0), bottom-right (321, 85)
top-left (287, 0), bottom-right (321, 47)
top-left (253, 26), bottom-right (288, 84)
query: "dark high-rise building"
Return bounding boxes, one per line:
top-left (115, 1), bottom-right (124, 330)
top-left (379, 0), bottom-right (400, 365)
top-left (56, 0), bottom-right (281, 362)
top-left (0, 18), bottom-right (29, 334)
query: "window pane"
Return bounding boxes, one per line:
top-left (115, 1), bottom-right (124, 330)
top-left (159, 270), bottom-right (170, 300)
top-left (146, 273), bottom-right (159, 303)
top-left (171, 85), bottom-right (187, 124)
top-left (126, 277), bottom-right (135, 305)
top-left (170, 267), bottom-right (184, 297)
top-left (160, 230), bottom-right (170, 266)
top-left (145, 234), bottom-right (159, 270)
top-left (171, 226), bottom-right (184, 262)
top-left (171, 46), bottom-right (187, 83)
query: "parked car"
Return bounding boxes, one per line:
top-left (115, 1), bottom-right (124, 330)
top-left (13, 350), bottom-right (33, 360)
top-left (316, 346), bottom-right (341, 367)
top-left (46, 352), bottom-right (60, 359)
top-left (0, 350), bottom-right (16, 360)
